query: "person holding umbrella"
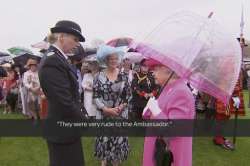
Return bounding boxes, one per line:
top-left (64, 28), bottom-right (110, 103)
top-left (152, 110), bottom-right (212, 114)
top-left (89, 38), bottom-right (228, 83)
top-left (142, 58), bottom-right (195, 166)
top-left (132, 11), bottom-right (242, 166)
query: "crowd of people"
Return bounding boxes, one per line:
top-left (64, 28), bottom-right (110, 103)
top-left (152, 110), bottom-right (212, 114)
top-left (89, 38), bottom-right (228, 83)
top-left (0, 19), bottom-right (247, 166)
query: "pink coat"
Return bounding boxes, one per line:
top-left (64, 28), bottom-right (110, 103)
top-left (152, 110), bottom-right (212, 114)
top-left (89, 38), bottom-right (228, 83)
top-left (143, 79), bottom-right (195, 166)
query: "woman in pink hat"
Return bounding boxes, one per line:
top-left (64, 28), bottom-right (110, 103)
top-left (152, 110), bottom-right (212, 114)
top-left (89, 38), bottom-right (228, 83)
top-left (142, 58), bottom-right (195, 166)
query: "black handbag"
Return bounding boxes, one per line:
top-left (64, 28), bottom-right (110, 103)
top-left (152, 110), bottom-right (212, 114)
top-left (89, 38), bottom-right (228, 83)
top-left (154, 137), bottom-right (174, 166)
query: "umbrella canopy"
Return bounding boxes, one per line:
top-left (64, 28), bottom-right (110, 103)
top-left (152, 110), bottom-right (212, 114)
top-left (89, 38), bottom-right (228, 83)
top-left (0, 51), bottom-right (12, 64)
top-left (84, 54), bottom-right (97, 62)
top-left (0, 66), bottom-right (7, 77)
top-left (85, 47), bottom-right (97, 56)
top-left (31, 40), bottom-right (50, 50)
top-left (0, 51), bottom-right (10, 57)
top-left (8, 46), bottom-right (33, 56)
top-left (83, 47), bottom-right (98, 62)
top-left (12, 53), bottom-right (41, 67)
top-left (68, 44), bottom-right (86, 62)
top-left (107, 37), bottom-right (133, 47)
top-left (107, 38), bottom-right (144, 63)
top-left (134, 11), bottom-right (242, 104)
top-left (123, 52), bottom-right (144, 64)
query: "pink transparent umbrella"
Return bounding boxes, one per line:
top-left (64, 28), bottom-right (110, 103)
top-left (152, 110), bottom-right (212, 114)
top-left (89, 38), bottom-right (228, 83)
top-left (132, 11), bottom-right (242, 105)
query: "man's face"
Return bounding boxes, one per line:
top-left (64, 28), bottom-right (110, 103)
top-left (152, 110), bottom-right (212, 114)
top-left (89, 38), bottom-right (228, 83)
top-left (140, 65), bottom-right (149, 73)
top-left (61, 33), bottom-right (80, 54)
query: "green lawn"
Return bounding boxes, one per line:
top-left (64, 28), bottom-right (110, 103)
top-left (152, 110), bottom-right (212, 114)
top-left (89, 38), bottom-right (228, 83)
top-left (0, 91), bottom-right (250, 166)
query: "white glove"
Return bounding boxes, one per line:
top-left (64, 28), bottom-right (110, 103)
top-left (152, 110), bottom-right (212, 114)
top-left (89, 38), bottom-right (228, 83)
top-left (192, 88), bottom-right (198, 96)
top-left (232, 97), bottom-right (240, 109)
top-left (142, 97), bottom-right (162, 117)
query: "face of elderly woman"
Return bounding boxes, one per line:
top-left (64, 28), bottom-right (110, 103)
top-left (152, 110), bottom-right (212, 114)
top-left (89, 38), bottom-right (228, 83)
top-left (152, 65), bottom-right (173, 86)
top-left (106, 53), bottom-right (119, 69)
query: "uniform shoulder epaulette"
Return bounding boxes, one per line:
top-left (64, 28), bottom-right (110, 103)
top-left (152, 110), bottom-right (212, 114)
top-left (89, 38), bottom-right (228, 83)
top-left (47, 51), bottom-right (55, 57)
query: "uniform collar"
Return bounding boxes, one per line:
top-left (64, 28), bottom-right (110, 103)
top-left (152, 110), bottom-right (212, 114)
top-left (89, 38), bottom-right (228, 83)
top-left (52, 44), bottom-right (68, 60)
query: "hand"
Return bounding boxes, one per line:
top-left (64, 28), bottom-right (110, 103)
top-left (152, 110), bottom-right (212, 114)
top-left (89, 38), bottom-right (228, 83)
top-left (31, 87), bottom-right (40, 94)
top-left (87, 82), bottom-right (92, 88)
top-left (103, 107), bottom-right (119, 116)
top-left (145, 93), bottom-right (154, 99)
top-left (116, 103), bottom-right (127, 114)
top-left (232, 97), bottom-right (240, 109)
top-left (192, 88), bottom-right (198, 96)
top-left (41, 94), bottom-right (46, 99)
top-left (142, 97), bottom-right (162, 117)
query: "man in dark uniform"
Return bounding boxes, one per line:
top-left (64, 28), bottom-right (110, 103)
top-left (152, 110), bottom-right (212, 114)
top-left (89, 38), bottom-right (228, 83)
top-left (130, 59), bottom-right (159, 119)
top-left (39, 20), bottom-right (85, 166)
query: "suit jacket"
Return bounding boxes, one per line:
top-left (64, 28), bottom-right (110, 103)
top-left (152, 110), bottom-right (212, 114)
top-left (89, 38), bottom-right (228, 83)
top-left (39, 46), bottom-right (83, 143)
top-left (143, 79), bottom-right (195, 166)
top-left (131, 72), bottom-right (159, 108)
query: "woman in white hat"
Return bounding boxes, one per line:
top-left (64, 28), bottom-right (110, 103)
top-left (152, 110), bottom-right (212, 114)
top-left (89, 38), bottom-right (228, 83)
top-left (81, 60), bottom-right (99, 118)
top-left (93, 45), bottom-right (130, 166)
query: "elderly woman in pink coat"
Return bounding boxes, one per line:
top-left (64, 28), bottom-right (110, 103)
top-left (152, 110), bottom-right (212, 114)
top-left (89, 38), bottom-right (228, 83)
top-left (142, 58), bottom-right (195, 166)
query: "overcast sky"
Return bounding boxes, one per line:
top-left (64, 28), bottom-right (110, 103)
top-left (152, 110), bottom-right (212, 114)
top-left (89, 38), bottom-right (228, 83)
top-left (0, 0), bottom-right (249, 52)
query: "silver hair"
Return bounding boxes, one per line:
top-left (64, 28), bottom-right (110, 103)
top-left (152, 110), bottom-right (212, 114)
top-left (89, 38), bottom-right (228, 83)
top-left (51, 33), bottom-right (61, 42)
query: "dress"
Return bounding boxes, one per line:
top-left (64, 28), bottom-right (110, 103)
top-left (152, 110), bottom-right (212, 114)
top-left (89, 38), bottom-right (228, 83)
top-left (93, 70), bottom-right (130, 163)
top-left (81, 73), bottom-right (97, 117)
top-left (23, 70), bottom-right (40, 116)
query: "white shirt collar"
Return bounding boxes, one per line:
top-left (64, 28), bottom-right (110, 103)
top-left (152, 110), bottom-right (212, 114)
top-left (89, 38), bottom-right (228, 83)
top-left (52, 44), bottom-right (68, 60)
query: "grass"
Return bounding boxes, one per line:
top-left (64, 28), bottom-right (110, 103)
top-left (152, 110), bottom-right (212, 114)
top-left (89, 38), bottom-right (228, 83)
top-left (0, 91), bottom-right (250, 166)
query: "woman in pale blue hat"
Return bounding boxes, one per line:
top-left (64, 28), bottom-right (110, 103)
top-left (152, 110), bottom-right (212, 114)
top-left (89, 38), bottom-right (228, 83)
top-left (93, 45), bottom-right (130, 166)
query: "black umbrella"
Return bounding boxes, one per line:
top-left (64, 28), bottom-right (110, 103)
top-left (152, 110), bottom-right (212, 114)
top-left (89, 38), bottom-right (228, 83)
top-left (82, 48), bottom-right (97, 62)
top-left (0, 66), bottom-right (7, 77)
top-left (0, 51), bottom-right (10, 57)
top-left (0, 51), bottom-right (12, 64)
top-left (12, 53), bottom-right (41, 67)
top-left (85, 48), bottom-right (97, 56)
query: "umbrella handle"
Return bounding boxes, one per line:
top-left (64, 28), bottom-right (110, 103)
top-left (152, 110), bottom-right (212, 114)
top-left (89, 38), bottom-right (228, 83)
top-left (156, 71), bottom-right (174, 99)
